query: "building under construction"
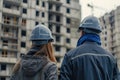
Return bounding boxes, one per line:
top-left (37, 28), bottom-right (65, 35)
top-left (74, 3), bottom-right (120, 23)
top-left (0, 0), bottom-right (81, 79)
top-left (99, 6), bottom-right (120, 69)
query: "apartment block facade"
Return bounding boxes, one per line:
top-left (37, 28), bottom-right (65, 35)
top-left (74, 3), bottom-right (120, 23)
top-left (99, 6), bottom-right (120, 69)
top-left (0, 0), bottom-right (81, 79)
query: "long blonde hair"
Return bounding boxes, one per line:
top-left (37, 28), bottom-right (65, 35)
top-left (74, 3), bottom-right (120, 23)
top-left (12, 42), bottom-right (56, 74)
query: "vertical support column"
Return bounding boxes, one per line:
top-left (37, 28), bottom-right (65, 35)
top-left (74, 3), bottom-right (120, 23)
top-left (0, 0), bottom-right (3, 48)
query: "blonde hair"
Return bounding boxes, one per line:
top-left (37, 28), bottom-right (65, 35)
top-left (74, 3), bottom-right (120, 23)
top-left (12, 42), bottom-right (56, 73)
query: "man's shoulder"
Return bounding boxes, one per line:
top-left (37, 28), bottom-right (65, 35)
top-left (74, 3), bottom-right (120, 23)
top-left (66, 44), bottom-right (115, 59)
top-left (65, 46), bottom-right (83, 59)
top-left (66, 43), bottom-right (92, 55)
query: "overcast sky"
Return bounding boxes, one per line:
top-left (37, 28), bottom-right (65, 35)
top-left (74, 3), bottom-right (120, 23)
top-left (80, 0), bottom-right (120, 19)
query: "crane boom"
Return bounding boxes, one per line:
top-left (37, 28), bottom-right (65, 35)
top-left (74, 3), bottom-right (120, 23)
top-left (87, 3), bottom-right (107, 16)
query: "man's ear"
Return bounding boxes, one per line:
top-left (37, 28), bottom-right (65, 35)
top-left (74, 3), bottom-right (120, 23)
top-left (81, 30), bottom-right (85, 35)
top-left (79, 30), bottom-right (84, 37)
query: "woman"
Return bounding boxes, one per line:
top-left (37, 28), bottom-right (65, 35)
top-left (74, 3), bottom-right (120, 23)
top-left (10, 24), bottom-right (58, 80)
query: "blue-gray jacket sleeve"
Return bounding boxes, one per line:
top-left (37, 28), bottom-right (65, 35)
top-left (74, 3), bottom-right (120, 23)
top-left (60, 54), bottom-right (72, 80)
top-left (45, 63), bottom-right (58, 80)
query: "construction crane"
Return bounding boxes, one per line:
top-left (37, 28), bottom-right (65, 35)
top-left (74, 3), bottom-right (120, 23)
top-left (87, 3), bottom-right (107, 16)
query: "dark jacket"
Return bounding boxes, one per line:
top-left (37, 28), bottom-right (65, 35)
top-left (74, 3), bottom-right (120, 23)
top-left (60, 41), bottom-right (119, 80)
top-left (10, 47), bottom-right (58, 80)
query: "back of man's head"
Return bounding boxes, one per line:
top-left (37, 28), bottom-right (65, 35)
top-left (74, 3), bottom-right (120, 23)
top-left (78, 16), bottom-right (102, 34)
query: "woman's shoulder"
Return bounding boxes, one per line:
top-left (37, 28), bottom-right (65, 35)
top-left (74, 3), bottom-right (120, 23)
top-left (44, 61), bottom-right (58, 80)
top-left (44, 61), bottom-right (57, 71)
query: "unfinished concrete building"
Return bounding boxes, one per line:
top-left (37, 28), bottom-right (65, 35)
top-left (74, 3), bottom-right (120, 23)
top-left (99, 6), bottom-right (120, 69)
top-left (0, 0), bottom-right (81, 79)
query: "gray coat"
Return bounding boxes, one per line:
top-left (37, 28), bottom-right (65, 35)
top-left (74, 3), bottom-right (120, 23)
top-left (10, 55), bottom-right (58, 80)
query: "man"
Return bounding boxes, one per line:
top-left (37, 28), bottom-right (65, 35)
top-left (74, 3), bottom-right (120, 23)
top-left (60, 16), bottom-right (119, 80)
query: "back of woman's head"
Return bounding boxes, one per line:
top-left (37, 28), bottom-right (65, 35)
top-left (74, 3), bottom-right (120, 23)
top-left (33, 42), bottom-right (56, 62)
top-left (29, 24), bottom-right (56, 62)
